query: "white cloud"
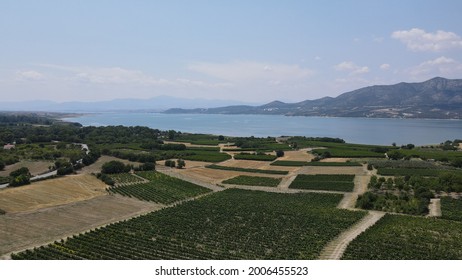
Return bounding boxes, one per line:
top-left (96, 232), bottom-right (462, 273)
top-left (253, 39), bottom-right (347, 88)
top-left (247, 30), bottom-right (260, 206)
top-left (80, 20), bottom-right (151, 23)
top-left (16, 70), bottom-right (44, 81)
top-left (380, 63), bottom-right (391, 70)
top-left (73, 67), bottom-right (170, 86)
top-left (392, 28), bottom-right (462, 52)
top-left (188, 61), bottom-right (314, 83)
top-left (409, 56), bottom-right (462, 78)
top-left (334, 61), bottom-right (369, 75)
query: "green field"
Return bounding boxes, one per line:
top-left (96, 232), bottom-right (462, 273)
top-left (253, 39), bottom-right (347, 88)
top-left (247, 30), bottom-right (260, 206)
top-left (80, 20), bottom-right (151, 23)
top-left (343, 214), bottom-right (462, 259)
top-left (109, 173), bottom-right (145, 185)
top-left (11, 190), bottom-right (366, 260)
top-left (440, 197), bottom-right (462, 222)
top-left (289, 174), bottom-right (355, 192)
top-left (206, 164), bottom-right (288, 175)
top-left (233, 153), bottom-right (277, 161)
top-left (107, 171), bottom-right (211, 204)
top-left (222, 175), bottom-right (282, 187)
top-left (376, 168), bottom-right (460, 177)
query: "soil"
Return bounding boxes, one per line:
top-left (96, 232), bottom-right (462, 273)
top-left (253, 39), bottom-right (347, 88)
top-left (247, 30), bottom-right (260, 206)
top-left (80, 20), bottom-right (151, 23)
top-left (0, 160), bottom-right (53, 177)
top-left (0, 174), bottom-right (107, 213)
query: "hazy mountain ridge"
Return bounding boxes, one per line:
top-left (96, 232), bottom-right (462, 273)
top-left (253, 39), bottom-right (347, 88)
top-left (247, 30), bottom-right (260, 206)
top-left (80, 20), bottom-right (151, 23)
top-left (165, 77), bottom-right (462, 119)
top-left (0, 96), bottom-right (256, 113)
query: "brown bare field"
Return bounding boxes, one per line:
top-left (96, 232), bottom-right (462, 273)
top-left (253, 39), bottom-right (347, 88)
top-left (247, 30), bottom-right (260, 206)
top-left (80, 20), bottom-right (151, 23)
top-left (0, 160), bottom-right (53, 177)
top-left (280, 149), bottom-right (315, 162)
top-left (158, 160), bottom-right (209, 169)
top-left (0, 195), bottom-right (161, 257)
top-left (220, 159), bottom-right (270, 169)
top-left (0, 174), bottom-right (108, 213)
top-left (179, 168), bottom-right (239, 183)
top-left (78, 155), bottom-right (141, 174)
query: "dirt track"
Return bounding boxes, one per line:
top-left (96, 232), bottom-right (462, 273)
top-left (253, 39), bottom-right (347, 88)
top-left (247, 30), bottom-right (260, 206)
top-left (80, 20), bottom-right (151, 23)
top-left (319, 211), bottom-right (385, 260)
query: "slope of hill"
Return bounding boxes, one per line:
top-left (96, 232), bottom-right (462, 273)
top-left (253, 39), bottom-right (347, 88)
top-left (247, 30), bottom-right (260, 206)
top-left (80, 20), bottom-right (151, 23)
top-left (165, 77), bottom-right (462, 119)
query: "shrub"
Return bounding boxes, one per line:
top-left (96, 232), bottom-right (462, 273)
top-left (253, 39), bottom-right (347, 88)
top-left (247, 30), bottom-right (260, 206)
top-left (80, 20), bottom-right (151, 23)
top-left (275, 150), bottom-right (285, 157)
top-left (101, 161), bottom-right (131, 174)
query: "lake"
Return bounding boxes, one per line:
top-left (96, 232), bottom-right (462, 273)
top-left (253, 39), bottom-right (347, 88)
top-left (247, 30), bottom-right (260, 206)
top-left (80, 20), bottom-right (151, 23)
top-left (63, 113), bottom-right (462, 146)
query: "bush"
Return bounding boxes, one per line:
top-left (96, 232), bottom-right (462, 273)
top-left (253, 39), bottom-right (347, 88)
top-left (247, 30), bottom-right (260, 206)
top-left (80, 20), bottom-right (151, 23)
top-left (97, 173), bottom-right (115, 186)
top-left (165, 160), bottom-right (176, 168)
top-left (0, 161), bottom-right (5, 171)
top-left (10, 174), bottom-right (30, 187)
top-left (176, 159), bottom-right (185, 169)
top-left (275, 150), bottom-right (285, 157)
top-left (0, 208), bottom-right (5, 215)
top-left (101, 161), bottom-right (131, 174)
top-left (10, 167), bottom-right (31, 178)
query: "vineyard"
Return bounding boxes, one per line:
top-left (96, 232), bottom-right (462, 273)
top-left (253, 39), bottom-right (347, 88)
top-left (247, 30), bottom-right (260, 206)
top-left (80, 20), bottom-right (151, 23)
top-left (107, 172), bottom-right (211, 204)
top-left (206, 164), bottom-right (288, 175)
top-left (11, 189), bottom-right (366, 260)
top-left (289, 174), bottom-right (355, 192)
top-left (222, 175), bottom-right (282, 187)
top-left (342, 214), bottom-right (462, 259)
top-left (233, 153), bottom-right (277, 161)
top-left (304, 162), bottom-right (362, 166)
top-left (270, 160), bottom-right (308, 166)
top-left (440, 197), bottom-right (462, 222)
top-left (109, 173), bottom-right (146, 185)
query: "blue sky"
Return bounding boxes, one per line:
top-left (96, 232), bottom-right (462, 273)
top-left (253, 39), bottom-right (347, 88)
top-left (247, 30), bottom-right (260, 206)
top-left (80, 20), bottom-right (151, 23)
top-left (1, 0), bottom-right (462, 103)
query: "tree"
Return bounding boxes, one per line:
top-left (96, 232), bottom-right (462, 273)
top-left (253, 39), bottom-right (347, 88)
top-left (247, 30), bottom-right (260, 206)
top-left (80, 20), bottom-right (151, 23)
top-left (10, 167), bottom-right (31, 178)
top-left (275, 150), bottom-right (284, 157)
top-left (176, 159), bottom-right (185, 169)
top-left (388, 150), bottom-right (404, 160)
top-left (0, 161), bottom-right (5, 171)
top-left (165, 160), bottom-right (175, 168)
top-left (101, 161), bottom-right (130, 174)
top-left (218, 135), bottom-right (225, 141)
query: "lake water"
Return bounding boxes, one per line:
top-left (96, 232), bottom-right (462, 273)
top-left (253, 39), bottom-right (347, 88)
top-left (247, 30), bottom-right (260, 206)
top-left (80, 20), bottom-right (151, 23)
top-left (63, 113), bottom-right (462, 146)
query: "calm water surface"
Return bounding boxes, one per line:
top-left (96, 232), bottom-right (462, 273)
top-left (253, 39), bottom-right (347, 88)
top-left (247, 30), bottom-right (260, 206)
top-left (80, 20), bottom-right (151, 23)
top-left (64, 113), bottom-right (462, 146)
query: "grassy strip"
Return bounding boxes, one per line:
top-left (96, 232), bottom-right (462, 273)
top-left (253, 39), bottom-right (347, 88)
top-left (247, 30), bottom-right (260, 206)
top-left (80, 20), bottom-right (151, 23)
top-left (222, 175), bottom-right (282, 187)
top-left (206, 164), bottom-right (288, 175)
top-left (271, 160), bottom-right (308, 166)
top-left (312, 148), bottom-right (385, 158)
top-left (234, 154), bottom-right (277, 161)
top-left (305, 162), bottom-right (362, 166)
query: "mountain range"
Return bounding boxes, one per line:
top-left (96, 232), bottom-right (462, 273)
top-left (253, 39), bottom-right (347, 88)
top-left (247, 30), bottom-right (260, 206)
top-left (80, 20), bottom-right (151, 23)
top-left (165, 77), bottom-right (462, 119)
top-left (0, 96), bottom-right (255, 113)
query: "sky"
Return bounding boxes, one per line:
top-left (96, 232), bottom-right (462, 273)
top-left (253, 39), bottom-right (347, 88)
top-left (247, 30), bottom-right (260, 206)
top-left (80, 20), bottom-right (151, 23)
top-left (1, 0), bottom-right (462, 104)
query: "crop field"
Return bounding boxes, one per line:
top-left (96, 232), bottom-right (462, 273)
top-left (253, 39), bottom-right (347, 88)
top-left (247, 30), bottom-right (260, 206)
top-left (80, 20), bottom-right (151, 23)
top-left (206, 164), bottom-right (288, 175)
top-left (289, 174), bottom-right (355, 192)
top-left (109, 173), bottom-right (146, 185)
top-left (222, 175), bottom-right (282, 187)
top-left (312, 148), bottom-right (386, 158)
top-left (440, 197), bottom-right (462, 222)
top-left (0, 174), bottom-right (107, 213)
top-left (107, 172), bottom-right (211, 204)
top-left (182, 150), bottom-right (231, 162)
top-left (304, 162), bottom-right (362, 166)
top-left (11, 189), bottom-right (366, 260)
top-left (0, 195), bottom-right (161, 256)
top-left (343, 214), bottom-right (462, 259)
top-left (234, 153), bottom-right (277, 161)
top-left (271, 160), bottom-right (309, 166)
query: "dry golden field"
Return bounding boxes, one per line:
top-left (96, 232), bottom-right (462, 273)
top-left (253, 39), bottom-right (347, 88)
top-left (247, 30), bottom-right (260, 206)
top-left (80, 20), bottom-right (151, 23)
top-left (0, 174), bottom-right (107, 213)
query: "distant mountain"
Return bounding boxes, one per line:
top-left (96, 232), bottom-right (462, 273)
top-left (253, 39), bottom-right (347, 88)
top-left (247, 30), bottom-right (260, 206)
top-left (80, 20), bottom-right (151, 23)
top-left (0, 96), bottom-right (256, 113)
top-left (165, 77), bottom-right (462, 119)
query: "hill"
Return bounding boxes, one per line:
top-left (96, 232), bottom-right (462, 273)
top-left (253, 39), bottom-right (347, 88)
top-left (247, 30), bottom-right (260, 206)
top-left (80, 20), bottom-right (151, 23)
top-left (165, 77), bottom-right (462, 119)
